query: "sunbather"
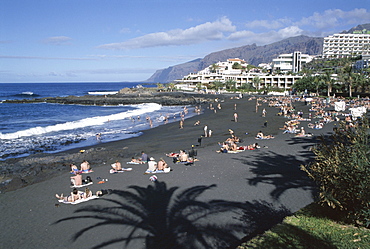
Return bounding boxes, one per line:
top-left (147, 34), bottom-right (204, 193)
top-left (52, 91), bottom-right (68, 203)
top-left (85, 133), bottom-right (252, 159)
top-left (70, 163), bottom-right (79, 174)
top-left (70, 171), bottom-right (83, 186)
top-left (80, 160), bottom-right (91, 172)
top-left (111, 160), bottom-right (122, 172)
top-left (157, 158), bottom-right (168, 171)
top-left (55, 188), bottom-right (81, 202)
top-left (256, 131), bottom-right (274, 139)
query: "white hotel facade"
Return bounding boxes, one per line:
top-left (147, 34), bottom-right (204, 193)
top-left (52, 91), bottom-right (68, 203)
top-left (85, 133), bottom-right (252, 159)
top-left (323, 33), bottom-right (370, 58)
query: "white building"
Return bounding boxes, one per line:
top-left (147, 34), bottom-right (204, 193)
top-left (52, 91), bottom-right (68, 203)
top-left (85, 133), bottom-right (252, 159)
top-left (202, 58), bottom-right (248, 75)
top-left (323, 33), bottom-right (370, 58)
top-left (272, 51), bottom-right (313, 73)
top-left (176, 58), bottom-right (302, 91)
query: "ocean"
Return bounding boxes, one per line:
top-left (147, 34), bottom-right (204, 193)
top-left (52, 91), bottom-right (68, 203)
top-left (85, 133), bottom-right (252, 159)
top-left (0, 83), bottom-right (197, 160)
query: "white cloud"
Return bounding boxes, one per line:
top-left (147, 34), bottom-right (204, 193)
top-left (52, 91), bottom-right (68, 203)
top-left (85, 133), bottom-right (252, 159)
top-left (228, 8), bottom-right (370, 45)
top-left (42, 36), bottom-right (72, 45)
top-left (245, 18), bottom-right (292, 30)
top-left (228, 26), bottom-right (303, 45)
top-left (297, 8), bottom-right (370, 29)
top-left (98, 16), bottom-right (236, 50)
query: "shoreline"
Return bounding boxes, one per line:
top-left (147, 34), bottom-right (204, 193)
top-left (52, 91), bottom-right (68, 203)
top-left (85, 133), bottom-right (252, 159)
top-left (0, 94), bottom-right (339, 248)
top-left (0, 92), bottom-right (229, 193)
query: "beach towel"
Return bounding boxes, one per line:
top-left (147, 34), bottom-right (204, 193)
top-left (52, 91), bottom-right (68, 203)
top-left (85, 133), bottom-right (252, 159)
top-left (126, 161), bottom-right (141, 164)
top-left (255, 137), bottom-right (274, 140)
top-left (58, 195), bottom-right (99, 205)
top-left (70, 182), bottom-right (93, 188)
top-left (294, 134), bottom-right (313, 137)
top-left (145, 167), bottom-right (171, 174)
top-left (81, 169), bottom-right (93, 174)
top-left (166, 153), bottom-right (179, 158)
top-left (227, 150), bottom-right (243, 153)
top-left (110, 168), bottom-right (132, 173)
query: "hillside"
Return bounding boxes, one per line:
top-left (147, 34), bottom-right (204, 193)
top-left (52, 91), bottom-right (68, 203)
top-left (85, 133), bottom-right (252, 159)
top-left (146, 35), bottom-right (324, 83)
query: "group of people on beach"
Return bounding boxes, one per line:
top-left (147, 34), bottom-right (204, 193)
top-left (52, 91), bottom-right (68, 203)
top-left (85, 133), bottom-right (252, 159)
top-left (56, 160), bottom-right (95, 203)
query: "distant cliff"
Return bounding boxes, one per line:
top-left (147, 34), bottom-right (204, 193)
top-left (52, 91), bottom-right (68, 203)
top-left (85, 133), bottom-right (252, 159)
top-left (146, 35), bottom-right (324, 83)
top-left (341, 23), bottom-right (370, 34)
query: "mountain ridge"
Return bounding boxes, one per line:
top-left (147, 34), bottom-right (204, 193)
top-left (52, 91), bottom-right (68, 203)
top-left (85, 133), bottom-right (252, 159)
top-left (146, 35), bottom-right (324, 83)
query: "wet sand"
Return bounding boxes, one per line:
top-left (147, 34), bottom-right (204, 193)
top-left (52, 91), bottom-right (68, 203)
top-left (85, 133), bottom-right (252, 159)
top-left (0, 95), bottom-right (336, 248)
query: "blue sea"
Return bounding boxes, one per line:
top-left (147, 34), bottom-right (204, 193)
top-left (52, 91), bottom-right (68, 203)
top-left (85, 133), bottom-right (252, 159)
top-left (0, 83), bottom-right (197, 160)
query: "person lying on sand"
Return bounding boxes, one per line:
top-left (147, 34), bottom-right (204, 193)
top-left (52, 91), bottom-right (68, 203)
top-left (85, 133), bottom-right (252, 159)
top-left (179, 150), bottom-right (189, 162)
top-left (256, 131), bottom-right (274, 139)
top-left (81, 187), bottom-right (92, 199)
top-left (128, 157), bottom-right (144, 164)
top-left (56, 188), bottom-right (81, 202)
top-left (217, 142), bottom-right (229, 153)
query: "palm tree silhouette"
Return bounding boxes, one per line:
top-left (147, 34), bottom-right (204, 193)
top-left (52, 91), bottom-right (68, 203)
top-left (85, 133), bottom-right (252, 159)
top-left (56, 181), bottom-right (247, 249)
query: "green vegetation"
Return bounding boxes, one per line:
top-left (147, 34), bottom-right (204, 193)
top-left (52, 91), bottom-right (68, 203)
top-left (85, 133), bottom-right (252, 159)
top-left (232, 62), bottom-right (243, 69)
top-left (301, 119), bottom-right (370, 227)
top-left (294, 57), bottom-right (370, 96)
top-left (238, 118), bottom-right (370, 248)
top-left (238, 203), bottom-right (370, 249)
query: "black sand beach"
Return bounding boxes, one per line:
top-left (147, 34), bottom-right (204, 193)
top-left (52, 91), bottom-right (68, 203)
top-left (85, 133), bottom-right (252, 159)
top-left (0, 95), bottom-right (336, 248)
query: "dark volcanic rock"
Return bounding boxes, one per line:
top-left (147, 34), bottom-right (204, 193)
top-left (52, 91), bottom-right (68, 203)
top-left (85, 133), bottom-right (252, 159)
top-left (4, 91), bottom-right (220, 106)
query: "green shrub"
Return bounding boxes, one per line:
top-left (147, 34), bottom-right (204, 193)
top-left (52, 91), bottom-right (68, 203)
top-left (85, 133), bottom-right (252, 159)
top-left (301, 118), bottom-right (370, 227)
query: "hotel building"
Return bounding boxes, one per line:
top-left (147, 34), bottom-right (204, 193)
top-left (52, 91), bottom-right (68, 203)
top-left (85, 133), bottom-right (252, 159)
top-left (272, 51), bottom-right (313, 73)
top-left (323, 33), bottom-right (370, 58)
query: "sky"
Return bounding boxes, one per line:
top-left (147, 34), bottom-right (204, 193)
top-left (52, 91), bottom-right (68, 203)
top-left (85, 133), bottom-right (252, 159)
top-left (1, 0), bottom-right (370, 83)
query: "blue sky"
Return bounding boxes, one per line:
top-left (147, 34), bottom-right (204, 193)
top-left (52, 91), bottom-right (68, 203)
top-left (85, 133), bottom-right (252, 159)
top-left (1, 0), bottom-right (370, 83)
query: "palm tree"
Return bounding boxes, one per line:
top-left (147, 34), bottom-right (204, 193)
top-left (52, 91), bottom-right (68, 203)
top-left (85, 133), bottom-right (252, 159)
top-left (212, 80), bottom-right (224, 92)
top-left (56, 182), bottom-right (246, 249)
top-left (341, 64), bottom-right (354, 97)
top-left (252, 76), bottom-right (261, 90)
top-left (225, 79), bottom-right (236, 91)
top-left (322, 70), bottom-right (334, 97)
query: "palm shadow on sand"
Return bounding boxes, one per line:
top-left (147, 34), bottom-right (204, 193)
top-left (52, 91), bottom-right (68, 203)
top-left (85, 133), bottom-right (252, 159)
top-left (234, 148), bottom-right (317, 200)
top-left (54, 181), bottom-right (295, 249)
top-left (55, 181), bottom-right (245, 249)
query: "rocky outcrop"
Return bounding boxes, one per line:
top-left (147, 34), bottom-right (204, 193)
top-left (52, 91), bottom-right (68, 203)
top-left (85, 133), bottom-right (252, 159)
top-left (4, 91), bottom-right (222, 106)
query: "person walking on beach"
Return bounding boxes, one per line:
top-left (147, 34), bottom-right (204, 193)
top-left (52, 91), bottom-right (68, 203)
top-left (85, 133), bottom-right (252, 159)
top-left (262, 108), bottom-right (266, 117)
top-left (179, 120), bottom-right (184, 129)
top-left (204, 125), bottom-right (208, 137)
top-left (234, 112), bottom-right (238, 122)
top-left (198, 136), bottom-right (203, 146)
